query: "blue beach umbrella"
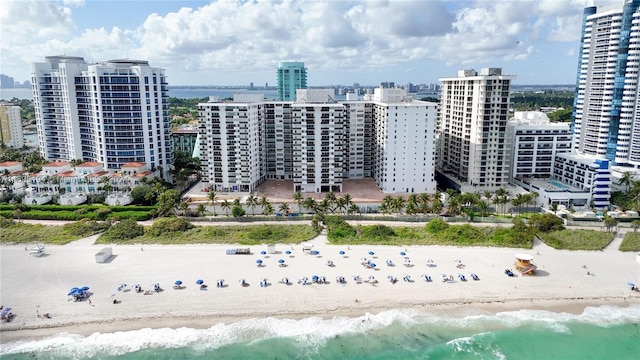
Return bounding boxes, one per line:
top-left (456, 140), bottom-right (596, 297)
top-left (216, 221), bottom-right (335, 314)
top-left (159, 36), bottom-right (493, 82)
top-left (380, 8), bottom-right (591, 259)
top-left (80, 286), bottom-right (89, 291)
top-left (278, 259), bottom-right (285, 264)
top-left (261, 250), bottom-right (267, 255)
top-left (256, 259), bottom-right (263, 264)
top-left (368, 251), bottom-right (375, 256)
top-left (312, 275), bottom-right (319, 282)
top-left (400, 251), bottom-right (406, 256)
top-left (311, 250), bottom-right (319, 255)
top-left (627, 282), bottom-right (636, 287)
top-left (339, 250), bottom-right (345, 255)
top-left (285, 250), bottom-right (292, 255)
top-left (196, 279), bottom-right (204, 285)
top-left (369, 263), bottom-right (377, 268)
top-left (174, 280), bottom-right (182, 286)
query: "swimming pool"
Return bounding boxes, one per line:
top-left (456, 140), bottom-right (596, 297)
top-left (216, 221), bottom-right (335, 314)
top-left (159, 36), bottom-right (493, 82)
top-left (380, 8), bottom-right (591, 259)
top-left (548, 180), bottom-right (569, 189)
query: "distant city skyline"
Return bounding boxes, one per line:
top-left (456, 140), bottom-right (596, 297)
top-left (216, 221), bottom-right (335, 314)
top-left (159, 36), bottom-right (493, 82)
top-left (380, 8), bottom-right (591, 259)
top-left (1, 0), bottom-right (619, 86)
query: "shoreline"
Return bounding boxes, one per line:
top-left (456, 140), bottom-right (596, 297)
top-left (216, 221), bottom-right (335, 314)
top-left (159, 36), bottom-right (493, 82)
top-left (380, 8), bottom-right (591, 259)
top-left (1, 297), bottom-right (637, 344)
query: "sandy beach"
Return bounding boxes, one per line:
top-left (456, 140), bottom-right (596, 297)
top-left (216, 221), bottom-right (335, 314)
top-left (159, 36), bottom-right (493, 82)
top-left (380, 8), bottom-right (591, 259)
top-left (1, 226), bottom-right (639, 344)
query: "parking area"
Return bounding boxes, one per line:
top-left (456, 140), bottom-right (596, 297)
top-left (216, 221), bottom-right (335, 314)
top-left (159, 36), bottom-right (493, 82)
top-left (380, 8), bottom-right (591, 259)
top-left (254, 178), bottom-right (385, 203)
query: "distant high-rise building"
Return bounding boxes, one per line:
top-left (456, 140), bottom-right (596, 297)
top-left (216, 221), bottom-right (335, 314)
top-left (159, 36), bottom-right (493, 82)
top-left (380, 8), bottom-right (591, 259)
top-left (31, 56), bottom-right (173, 178)
top-left (277, 61), bottom-right (307, 101)
top-left (572, 0), bottom-right (640, 166)
top-left (438, 68), bottom-right (515, 188)
top-left (0, 74), bottom-right (15, 89)
top-left (0, 104), bottom-right (24, 148)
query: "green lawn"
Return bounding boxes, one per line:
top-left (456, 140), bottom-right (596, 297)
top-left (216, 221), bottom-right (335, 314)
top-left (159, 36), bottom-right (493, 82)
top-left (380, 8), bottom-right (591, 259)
top-left (0, 220), bottom-right (108, 245)
top-left (620, 232), bottom-right (640, 252)
top-left (537, 229), bottom-right (614, 250)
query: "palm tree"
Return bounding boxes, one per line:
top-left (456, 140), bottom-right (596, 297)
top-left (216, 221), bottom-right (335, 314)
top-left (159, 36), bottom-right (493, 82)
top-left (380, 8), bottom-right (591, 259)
top-left (263, 203), bottom-right (274, 216)
top-left (603, 215), bottom-right (618, 232)
top-left (478, 200), bottom-right (489, 218)
top-left (279, 202), bottom-right (290, 216)
top-left (304, 197), bottom-right (318, 214)
top-left (348, 203), bottom-right (360, 215)
top-left (341, 193), bottom-right (353, 208)
top-left (551, 203), bottom-right (559, 215)
top-left (293, 191), bottom-right (304, 214)
top-left (196, 203), bottom-right (206, 217)
top-left (632, 219), bottom-right (640, 232)
top-left (483, 190), bottom-right (493, 202)
top-left (391, 196), bottom-right (405, 218)
top-left (221, 200), bottom-right (231, 216)
top-left (207, 190), bottom-right (217, 216)
top-left (619, 171), bottom-right (634, 192)
top-left (178, 200), bottom-right (190, 216)
top-left (259, 196), bottom-right (270, 214)
top-left (381, 195), bottom-right (395, 215)
top-left (245, 194), bottom-right (258, 215)
top-left (324, 191), bottom-right (337, 213)
top-left (431, 198), bottom-right (442, 216)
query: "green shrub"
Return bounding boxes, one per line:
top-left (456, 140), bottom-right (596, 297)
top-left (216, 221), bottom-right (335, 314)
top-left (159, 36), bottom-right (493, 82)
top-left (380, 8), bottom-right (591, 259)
top-left (528, 213), bottom-right (564, 232)
top-left (246, 227), bottom-right (286, 241)
top-left (95, 207), bottom-right (112, 220)
top-left (0, 215), bottom-right (15, 228)
top-left (437, 224), bottom-right (485, 244)
top-left (361, 224), bottom-right (395, 241)
top-left (231, 205), bottom-right (245, 217)
top-left (100, 218), bottom-right (145, 242)
top-left (61, 219), bottom-right (110, 236)
top-left (425, 218), bottom-right (449, 233)
top-left (146, 217), bottom-right (194, 236)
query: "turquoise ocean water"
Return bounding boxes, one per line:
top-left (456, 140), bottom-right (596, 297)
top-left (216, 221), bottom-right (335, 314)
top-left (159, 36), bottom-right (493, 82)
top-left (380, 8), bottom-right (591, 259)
top-left (2, 304), bottom-right (639, 359)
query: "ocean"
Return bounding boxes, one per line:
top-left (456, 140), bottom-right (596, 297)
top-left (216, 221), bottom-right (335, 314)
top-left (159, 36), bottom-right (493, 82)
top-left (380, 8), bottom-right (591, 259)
top-left (2, 304), bottom-right (639, 359)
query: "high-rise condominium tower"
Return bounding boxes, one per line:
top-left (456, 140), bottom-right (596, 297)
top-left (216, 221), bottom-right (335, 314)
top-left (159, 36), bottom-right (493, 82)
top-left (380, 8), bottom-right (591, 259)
top-left (31, 56), bottom-right (173, 178)
top-left (438, 68), bottom-right (515, 188)
top-left (0, 104), bottom-right (24, 148)
top-left (277, 61), bottom-right (307, 101)
top-left (573, 0), bottom-right (640, 166)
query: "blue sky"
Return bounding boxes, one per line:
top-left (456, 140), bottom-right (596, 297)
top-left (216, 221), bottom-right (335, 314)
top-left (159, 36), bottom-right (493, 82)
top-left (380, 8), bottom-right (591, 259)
top-left (0, 0), bottom-right (619, 86)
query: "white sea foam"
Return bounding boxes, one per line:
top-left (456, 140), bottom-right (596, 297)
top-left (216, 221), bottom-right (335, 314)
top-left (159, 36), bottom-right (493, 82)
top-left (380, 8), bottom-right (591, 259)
top-left (2, 304), bottom-right (639, 358)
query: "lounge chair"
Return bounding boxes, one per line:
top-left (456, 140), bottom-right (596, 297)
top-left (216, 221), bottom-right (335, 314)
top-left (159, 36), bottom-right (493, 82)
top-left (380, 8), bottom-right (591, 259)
top-left (457, 274), bottom-right (467, 281)
top-left (470, 273), bottom-right (480, 281)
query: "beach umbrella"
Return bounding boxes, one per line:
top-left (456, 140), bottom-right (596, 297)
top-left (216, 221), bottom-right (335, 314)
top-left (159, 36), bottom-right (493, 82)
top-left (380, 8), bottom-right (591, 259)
top-left (285, 250), bottom-right (292, 255)
top-left (368, 251), bottom-right (375, 256)
top-left (455, 259), bottom-right (462, 263)
top-left (369, 263), bottom-right (377, 268)
top-left (117, 283), bottom-right (127, 291)
top-left (256, 259), bottom-right (263, 264)
top-left (174, 280), bottom-right (182, 286)
top-left (261, 250), bottom-right (267, 255)
top-left (404, 259), bottom-right (411, 263)
top-left (400, 251), bottom-right (406, 256)
top-left (627, 282), bottom-right (636, 287)
top-left (68, 289), bottom-right (81, 296)
top-left (278, 259), bottom-right (285, 264)
top-left (196, 279), bottom-right (204, 285)
top-left (80, 286), bottom-right (89, 291)
top-left (0, 308), bottom-right (11, 317)
top-left (339, 250), bottom-right (345, 255)
top-left (311, 250), bottom-right (319, 255)
top-left (368, 275), bottom-right (376, 281)
top-left (312, 275), bottom-right (319, 282)
top-left (427, 259), bottom-right (434, 264)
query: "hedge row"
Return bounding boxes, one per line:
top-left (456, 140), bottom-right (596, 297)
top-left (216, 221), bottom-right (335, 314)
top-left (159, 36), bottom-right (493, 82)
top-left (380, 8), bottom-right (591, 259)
top-left (0, 204), bottom-right (157, 212)
top-left (0, 210), bottom-right (150, 221)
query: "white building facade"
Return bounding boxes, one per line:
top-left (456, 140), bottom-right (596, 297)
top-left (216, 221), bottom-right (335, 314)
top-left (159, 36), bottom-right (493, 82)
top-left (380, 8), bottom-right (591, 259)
top-left (31, 56), bottom-right (173, 179)
top-left (438, 68), bottom-right (515, 188)
top-left (507, 111), bottom-right (572, 181)
top-left (0, 104), bottom-right (24, 148)
top-left (197, 89), bottom-right (437, 195)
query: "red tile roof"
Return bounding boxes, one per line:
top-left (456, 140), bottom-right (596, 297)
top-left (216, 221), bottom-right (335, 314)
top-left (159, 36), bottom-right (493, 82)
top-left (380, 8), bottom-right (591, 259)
top-left (133, 170), bottom-right (153, 178)
top-left (121, 162), bottom-right (146, 168)
top-left (75, 162), bottom-right (103, 167)
top-left (87, 170), bottom-right (109, 177)
top-left (0, 161), bottom-right (22, 167)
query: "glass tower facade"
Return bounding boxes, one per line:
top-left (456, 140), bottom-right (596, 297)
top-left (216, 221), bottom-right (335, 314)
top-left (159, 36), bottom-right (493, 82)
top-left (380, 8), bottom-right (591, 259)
top-left (277, 62), bottom-right (307, 101)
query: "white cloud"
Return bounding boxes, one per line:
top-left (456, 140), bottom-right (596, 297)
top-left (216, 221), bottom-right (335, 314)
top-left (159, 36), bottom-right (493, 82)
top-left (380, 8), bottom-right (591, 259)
top-left (0, 0), bottom-right (617, 84)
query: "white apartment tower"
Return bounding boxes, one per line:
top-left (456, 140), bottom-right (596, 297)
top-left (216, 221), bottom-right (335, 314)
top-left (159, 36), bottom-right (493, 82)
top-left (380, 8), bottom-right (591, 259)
top-left (438, 68), bottom-right (515, 188)
top-left (507, 111), bottom-right (572, 181)
top-left (197, 88), bottom-right (437, 195)
top-left (31, 56), bottom-right (173, 178)
top-left (0, 104), bottom-right (24, 148)
top-left (198, 97), bottom-right (264, 192)
top-left (573, 0), bottom-right (640, 166)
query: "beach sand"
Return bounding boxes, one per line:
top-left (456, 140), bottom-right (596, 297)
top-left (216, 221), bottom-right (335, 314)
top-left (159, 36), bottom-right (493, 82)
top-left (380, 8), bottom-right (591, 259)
top-left (1, 228), bottom-right (639, 343)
